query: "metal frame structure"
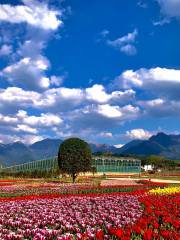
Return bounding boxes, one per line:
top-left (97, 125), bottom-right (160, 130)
top-left (93, 156), bottom-right (141, 173)
top-left (0, 156), bottom-right (141, 174)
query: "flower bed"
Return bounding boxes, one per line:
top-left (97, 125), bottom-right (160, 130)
top-left (149, 186), bottom-right (180, 195)
top-left (0, 180), bottom-right (179, 239)
top-left (0, 181), bottom-right (167, 198)
top-left (0, 194), bottom-right (142, 239)
top-left (115, 193), bottom-right (180, 240)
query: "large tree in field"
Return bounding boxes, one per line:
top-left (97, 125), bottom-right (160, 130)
top-left (58, 138), bottom-right (92, 182)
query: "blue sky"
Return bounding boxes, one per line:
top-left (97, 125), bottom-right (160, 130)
top-left (0, 0), bottom-right (180, 146)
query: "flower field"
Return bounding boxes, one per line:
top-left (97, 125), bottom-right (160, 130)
top-left (0, 179), bottom-right (179, 239)
top-left (0, 180), bottom-right (167, 198)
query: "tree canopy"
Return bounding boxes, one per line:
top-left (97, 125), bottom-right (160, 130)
top-left (58, 138), bottom-right (92, 182)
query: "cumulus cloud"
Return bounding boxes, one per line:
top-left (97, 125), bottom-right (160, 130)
top-left (85, 84), bottom-right (135, 104)
top-left (0, 0), bottom-right (62, 30)
top-left (0, 110), bottom-right (62, 135)
top-left (0, 85), bottom-right (135, 113)
top-left (157, 0), bottom-right (180, 19)
top-left (14, 124), bottom-right (37, 134)
top-left (86, 85), bottom-right (111, 103)
top-left (107, 29), bottom-right (138, 55)
top-left (0, 44), bottom-right (12, 56)
top-left (17, 110), bottom-right (62, 127)
top-left (0, 1), bottom-right (64, 92)
top-left (0, 108), bottom-right (64, 143)
top-left (154, 0), bottom-right (180, 26)
top-left (0, 133), bottom-right (43, 144)
top-left (97, 104), bottom-right (123, 118)
top-left (0, 87), bottom-right (40, 113)
top-left (120, 67), bottom-right (180, 100)
top-left (120, 44), bottom-right (137, 56)
top-left (68, 104), bottom-right (140, 132)
top-left (1, 57), bottom-right (51, 90)
top-left (140, 98), bottom-right (180, 117)
top-left (50, 75), bottom-right (65, 87)
top-left (126, 128), bottom-right (152, 140)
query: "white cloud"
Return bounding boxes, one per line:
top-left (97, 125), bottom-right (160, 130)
top-left (0, 84), bottom-right (140, 143)
top-left (0, 85), bottom-right (136, 119)
top-left (0, 134), bottom-right (43, 145)
top-left (114, 144), bottom-right (124, 148)
top-left (0, 87), bottom-right (40, 113)
top-left (107, 29), bottom-right (138, 55)
top-left (0, 1), bottom-right (64, 93)
top-left (97, 104), bottom-right (123, 118)
top-left (1, 57), bottom-right (51, 90)
top-left (0, 110), bottom-right (62, 134)
top-left (120, 44), bottom-right (137, 55)
top-left (86, 84), bottom-right (111, 103)
top-left (141, 98), bottom-right (164, 107)
top-left (140, 98), bottom-right (180, 117)
top-left (126, 128), bottom-right (152, 140)
top-left (0, 0), bottom-right (62, 30)
top-left (23, 135), bottom-right (44, 144)
top-left (100, 29), bottom-right (109, 37)
top-left (0, 44), bottom-right (12, 56)
top-left (111, 89), bottom-right (136, 104)
top-left (67, 104), bottom-right (140, 132)
top-left (154, 0), bottom-right (180, 26)
top-left (17, 110), bottom-right (62, 127)
top-left (85, 84), bottom-right (135, 104)
top-left (157, 0), bottom-right (180, 19)
top-left (17, 39), bottom-right (45, 58)
top-left (0, 113), bottom-right (18, 125)
top-left (15, 124), bottom-right (37, 134)
top-left (120, 67), bottom-right (180, 100)
top-left (153, 18), bottom-right (170, 26)
top-left (99, 132), bottom-right (113, 138)
top-left (50, 75), bottom-right (65, 87)
top-left (0, 109), bottom-right (64, 144)
top-left (107, 29), bottom-right (138, 46)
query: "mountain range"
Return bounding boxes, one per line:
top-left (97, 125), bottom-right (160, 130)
top-left (0, 132), bottom-right (180, 166)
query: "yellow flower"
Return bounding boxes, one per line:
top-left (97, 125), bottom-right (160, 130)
top-left (149, 186), bottom-right (180, 195)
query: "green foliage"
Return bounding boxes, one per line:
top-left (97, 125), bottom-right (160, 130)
top-left (58, 138), bottom-right (92, 182)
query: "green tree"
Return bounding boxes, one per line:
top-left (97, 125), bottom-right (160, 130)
top-left (58, 138), bottom-right (92, 182)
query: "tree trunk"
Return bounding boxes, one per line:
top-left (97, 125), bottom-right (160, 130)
top-left (72, 173), bottom-right (76, 183)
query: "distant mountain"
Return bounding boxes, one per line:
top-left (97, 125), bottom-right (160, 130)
top-left (117, 139), bottom-right (143, 153)
top-left (0, 142), bottom-right (34, 166)
top-left (89, 143), bottom-right (117, 153)
top-left (30, 139), bottom-right (63, 160)
top-left (1, 132), bottom-right (180, 167)
top-left (120, 132), bottom-right (180, 160)
top-left (0, 139), bottom-right (117, 166)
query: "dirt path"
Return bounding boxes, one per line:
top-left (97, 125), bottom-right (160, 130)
top-left (107, 177), bottom-right (180, 184)
top-left (100, 179), bottom-right (140, 186)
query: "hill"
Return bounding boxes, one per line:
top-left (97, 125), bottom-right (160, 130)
top-left (1, 132), bottom-right (180, 166)
top-left (120, 132), bottom-right (180, 159)
top-left (0, 139), bottom-right (117, 166)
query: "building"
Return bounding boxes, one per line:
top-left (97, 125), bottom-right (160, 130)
top-left (93, 156), bottom-right (141, 174)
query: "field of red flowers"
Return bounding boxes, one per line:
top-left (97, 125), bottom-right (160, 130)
top-left (0, 179), bottom-right (179, 239)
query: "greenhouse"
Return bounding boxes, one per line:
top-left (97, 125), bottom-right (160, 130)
top-left (92, 156), bottom-right (141, 173)
top-left (0, 156), bottom-right (141, 174)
